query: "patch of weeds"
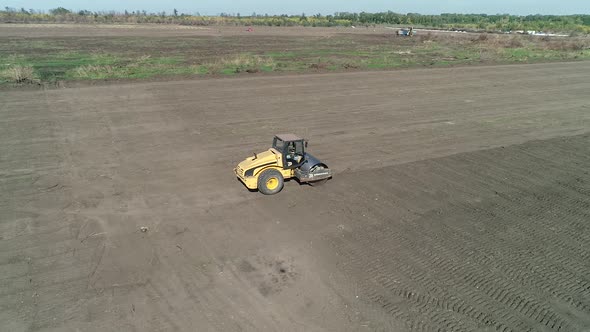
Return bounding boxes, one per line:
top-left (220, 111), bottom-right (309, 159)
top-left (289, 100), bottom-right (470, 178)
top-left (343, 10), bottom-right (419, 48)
top-left (136, 55), bottom-right (183, 65)
top-left (0, 65), bottom-right (39, 84)
top-left (506, 37), bottom-right (524, 48)
top-left (451, 48), bottom-right (480, 61)
top-left (205, 54), bottom-right (276, 74)
top-left (432, 60), bottom-right (452, 66)
top-left (306, 56), bottom-right (361, 71)
top-left (309, 58), bottom-right (328, 70)
top-left (194, 65), bottom-right (209, 75)
top-left (273, 61), bottom-right (308, 72)
top-left (69, 65), bottom-right (116, 79)
top-left (6, 52), bottom-right (123, 82)
top-left (304, 49), bottom-right (339, 57)
top-left (342, 62), bottom-right (360, 69)
top-left (39, 52), bottom-right (120, 68)
top-left (503, 48), bottom-right (534, 61)
top-left (542, 39), bottom-right (589, 51)
top-left (260, 65), bottom-right (275, 72)
top-left (0, 54), bottom-right (28, 68)
top-left (69, 63), bottom-right (204, 80)
top-left (266, 51), bottom-right (297, 59)
top-left (66, 54), bottom-right (202, 80)
top-left (365, 54), bottom-right (406, 69)
top-left (220, 68), bottom-right (237, 75)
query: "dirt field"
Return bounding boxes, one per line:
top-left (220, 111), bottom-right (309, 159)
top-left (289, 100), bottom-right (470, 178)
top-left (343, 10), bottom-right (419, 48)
top-left (0, 24), bottom-right (406, 38)
top-left (1, 61), bottom-right (589, 331)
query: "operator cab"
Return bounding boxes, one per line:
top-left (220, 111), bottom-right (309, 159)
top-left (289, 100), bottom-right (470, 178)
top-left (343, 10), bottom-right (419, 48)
top-left (272, 134), bottom-right (307, 169)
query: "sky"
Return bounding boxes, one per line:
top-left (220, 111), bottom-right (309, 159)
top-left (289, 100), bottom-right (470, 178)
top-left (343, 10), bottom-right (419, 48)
top-left (2, 0), bottom-right (589, 16)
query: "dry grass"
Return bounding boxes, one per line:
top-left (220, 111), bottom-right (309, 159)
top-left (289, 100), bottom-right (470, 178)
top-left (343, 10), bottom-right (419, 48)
top-left (471, 33), bottom-right (589, 52)
top-left (478, 33), bottom-right (489, 41)
top-left (419, 32), bottom-right (435, 42)
top-left (541, 38), bottom-right (589, 51)
top-left (506, 37), bottom-right (524, 48)
top-left (0, 65), bottom-right (38, 83)
top-left (205, 54), bottom-right (276, 74)
top-left (73, 65), bottom-right (115, 78)
top-left (472, 35), bottom-right (525, 48)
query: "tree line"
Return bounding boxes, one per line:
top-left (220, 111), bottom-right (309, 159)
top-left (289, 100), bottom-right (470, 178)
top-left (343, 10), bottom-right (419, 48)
top-left (2, 7), bottom-right (589, 33)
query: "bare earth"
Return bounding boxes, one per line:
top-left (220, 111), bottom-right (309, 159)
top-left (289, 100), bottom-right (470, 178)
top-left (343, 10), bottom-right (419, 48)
top-left (1, 62), bottom-right (589, 331)
top-left (0, 24), bottom-right (394, 38)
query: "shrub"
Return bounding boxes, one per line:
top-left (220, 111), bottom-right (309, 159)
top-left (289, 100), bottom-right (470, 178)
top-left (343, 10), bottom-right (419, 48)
top-left (0, 65), bottom-right (38, 83)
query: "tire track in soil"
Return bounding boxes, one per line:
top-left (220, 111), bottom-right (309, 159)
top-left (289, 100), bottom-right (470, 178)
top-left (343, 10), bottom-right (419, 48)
top-left (329, 236), bottom-right (473, 332)
top-left (327, 134), bottom-right (590, 332)
top-left (335, 222), bottom-right (555, 332)
top-left (429, 176), bottom-right (589, 274)
top-left (428, 146), bottom-right (590, 268)
top-left (443, 180), bottom-right (590, 313)
top-left (444, 201), bottom-right (590, 314)
top-left (437, 147), bottom-right (590, 279)
top-left (420, 160), bottom-right (585, 328)
top-left (330, 232), bottom-right (510, 332)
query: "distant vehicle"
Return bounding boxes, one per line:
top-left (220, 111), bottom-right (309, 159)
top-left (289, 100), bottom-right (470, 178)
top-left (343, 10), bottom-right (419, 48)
top-left (397, 27), bottom-right (415, 37)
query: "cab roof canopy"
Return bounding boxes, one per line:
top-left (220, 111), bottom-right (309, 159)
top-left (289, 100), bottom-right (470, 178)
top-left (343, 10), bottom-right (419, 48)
top-left (275, 133), bottom-right (303, 142)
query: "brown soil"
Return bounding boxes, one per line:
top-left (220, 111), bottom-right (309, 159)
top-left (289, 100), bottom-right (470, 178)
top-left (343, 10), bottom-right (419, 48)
top-left (0, 23), bottom-right (405, 38)
top-left (1, 62), bottom-right (589, 331)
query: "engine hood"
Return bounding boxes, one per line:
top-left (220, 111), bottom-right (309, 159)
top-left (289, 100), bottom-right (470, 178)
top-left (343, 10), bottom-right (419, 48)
top-left (236, 149), bottom-right (279, 177)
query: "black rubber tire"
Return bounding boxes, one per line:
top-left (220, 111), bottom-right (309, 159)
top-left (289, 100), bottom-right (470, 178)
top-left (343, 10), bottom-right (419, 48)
top-left (257, 169), bottom-right (284, 195)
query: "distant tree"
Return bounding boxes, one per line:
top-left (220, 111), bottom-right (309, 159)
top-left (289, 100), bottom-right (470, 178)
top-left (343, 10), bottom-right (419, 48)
top-left (0, 8), bottom-right (587, 32)
top-left (49, 7), bottom-right (71, 15)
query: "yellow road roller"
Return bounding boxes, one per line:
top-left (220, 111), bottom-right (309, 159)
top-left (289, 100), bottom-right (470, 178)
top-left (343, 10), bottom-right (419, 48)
top-left (234, 134), bottom-right (333, 195)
